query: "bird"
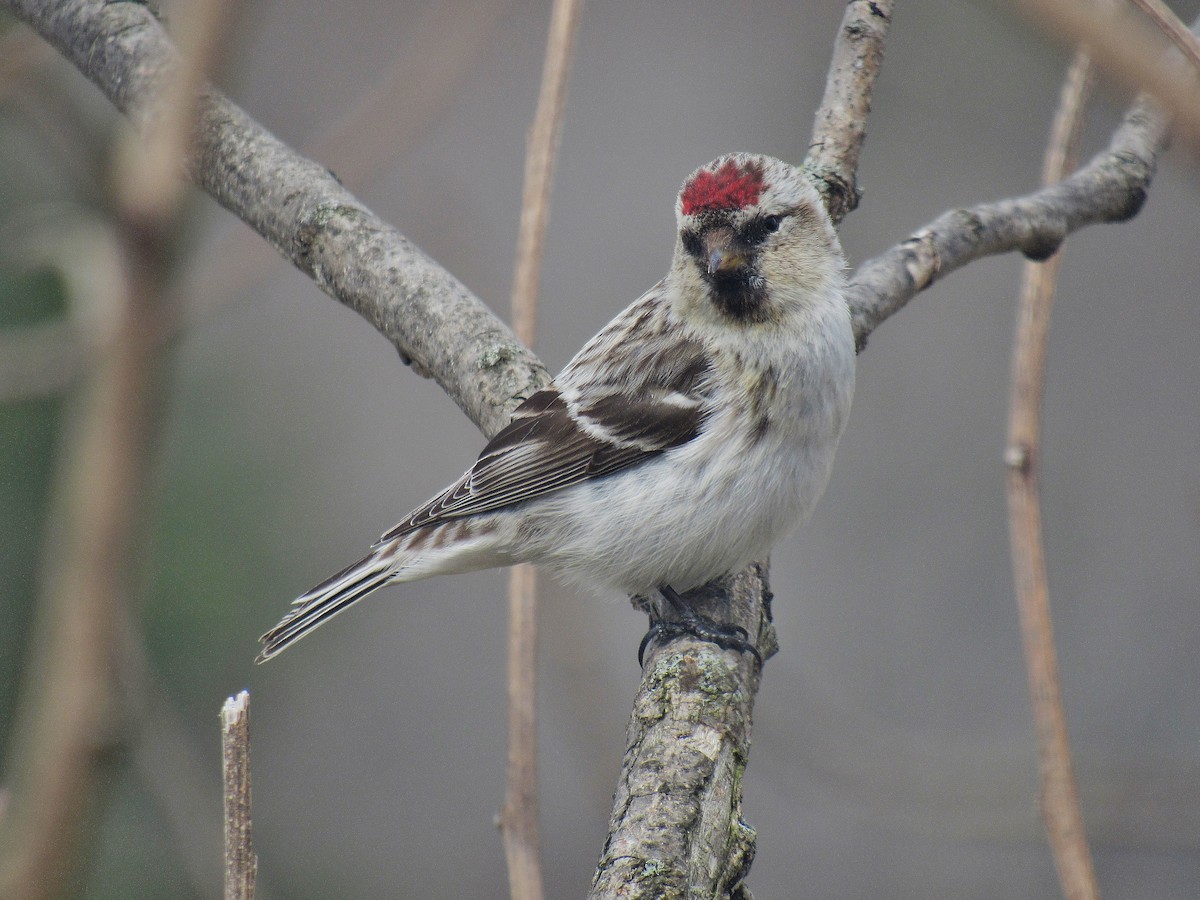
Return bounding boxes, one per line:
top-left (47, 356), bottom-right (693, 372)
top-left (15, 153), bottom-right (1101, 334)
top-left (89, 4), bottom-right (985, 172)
top-left (257, 152), bottom-right (856, 665)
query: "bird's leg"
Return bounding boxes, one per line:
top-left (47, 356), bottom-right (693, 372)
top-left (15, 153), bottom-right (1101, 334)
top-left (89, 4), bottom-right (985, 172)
top-left (638, 584), bottom-right (763, 668)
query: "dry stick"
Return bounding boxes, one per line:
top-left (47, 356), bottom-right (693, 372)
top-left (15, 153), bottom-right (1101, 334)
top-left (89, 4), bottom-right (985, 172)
top-left (1006, 52), bottom-right (1100, 900)
top-left (0, 3), bottom-right (234, 896)
top-left (501, 3), bottom-right (582, 897)
top-left (805, 0), bottom-right (893, 224)
top-left (847, 91), bottom-right (1168, 350)
top-left (221, 692), bottom-right (256, 900)
top-left (1007, 0), bottom-right (1200, 151)
top-left (1127, 0), bottom-right (1200, 71)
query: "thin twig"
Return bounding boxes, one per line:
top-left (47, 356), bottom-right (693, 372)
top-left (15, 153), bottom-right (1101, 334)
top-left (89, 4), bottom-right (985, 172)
top-left (1006, 50), bottom-right (1099, 900)
top-left (115, 0), bottom-right (239, 226)
top-left (221, 691), bottom-right (256, 900)
top-left (501, 2), bottom-right (583, 897)
top-left (848, 91), bottom-right (1169, 350)
top-left (1127, 0), bottom-right (1200, 72)
top-left (1007, 0), bottom-right (1200, 150)
top-left (805, 0), bottom-right (893, 223)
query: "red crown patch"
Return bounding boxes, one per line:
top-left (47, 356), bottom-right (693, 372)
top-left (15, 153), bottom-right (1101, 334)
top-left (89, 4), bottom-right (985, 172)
top-left (680, 159), bottom-right (765, 216)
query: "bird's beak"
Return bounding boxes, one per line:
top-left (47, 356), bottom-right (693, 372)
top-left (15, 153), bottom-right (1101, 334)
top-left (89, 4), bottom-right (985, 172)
top-left (702, 226), bottom-right (748, 275)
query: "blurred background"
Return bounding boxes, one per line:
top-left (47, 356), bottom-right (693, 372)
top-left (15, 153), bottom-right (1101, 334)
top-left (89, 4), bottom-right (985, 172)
top-left (1, 0), bottom-right (1198, 897)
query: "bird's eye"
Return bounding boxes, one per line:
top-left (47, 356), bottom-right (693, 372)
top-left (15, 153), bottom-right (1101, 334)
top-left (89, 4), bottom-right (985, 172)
top-left (741, 214), bottom-right (785, 246)
top-left (681, 230), bottom-right (703, 258)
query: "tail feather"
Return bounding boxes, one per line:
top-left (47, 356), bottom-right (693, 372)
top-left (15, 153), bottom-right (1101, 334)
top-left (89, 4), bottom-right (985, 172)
top-left (257, 548), bottom-right (395, 663)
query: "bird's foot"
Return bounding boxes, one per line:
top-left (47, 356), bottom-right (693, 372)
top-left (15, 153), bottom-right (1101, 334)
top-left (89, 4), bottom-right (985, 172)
top-left (638, 586), bottom-right (763, 668)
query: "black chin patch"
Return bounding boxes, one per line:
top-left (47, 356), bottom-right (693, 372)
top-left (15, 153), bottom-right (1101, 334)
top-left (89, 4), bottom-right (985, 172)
top-left (706, 270), bottom-right (768, 322)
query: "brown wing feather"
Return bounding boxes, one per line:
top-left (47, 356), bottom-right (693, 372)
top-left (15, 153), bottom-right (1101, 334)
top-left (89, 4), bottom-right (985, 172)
top-left (378, 385), bottom-right (706, 541)
top-left (379, 290), bottom-right (716, 543)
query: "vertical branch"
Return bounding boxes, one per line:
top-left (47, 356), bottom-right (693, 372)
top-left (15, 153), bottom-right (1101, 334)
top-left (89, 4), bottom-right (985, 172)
top-left (1005, 51), bottom-right (1099, 900)
top-left (221, 692), bottom-right (256, 900)
top-left (501, 1), bottom-right (583, 898)
top-left (804, 0), bottom-right (893, 224)
top-left (589, 568), bottom-right (773, 899)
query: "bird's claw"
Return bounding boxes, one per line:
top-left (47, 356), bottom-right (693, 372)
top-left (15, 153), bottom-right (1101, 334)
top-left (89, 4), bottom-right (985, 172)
top-left (637, 615), bottom-right (763, 669)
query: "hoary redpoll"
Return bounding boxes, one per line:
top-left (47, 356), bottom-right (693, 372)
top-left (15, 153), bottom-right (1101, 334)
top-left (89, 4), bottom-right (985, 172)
top-left (258, 153), bottom-right (855, 664)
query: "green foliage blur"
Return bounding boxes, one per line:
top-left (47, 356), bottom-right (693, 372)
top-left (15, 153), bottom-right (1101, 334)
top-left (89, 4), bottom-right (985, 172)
top-left (0, 267), bottom-right (66, 760)
top-left (0, 29), bottom-right (295, 898)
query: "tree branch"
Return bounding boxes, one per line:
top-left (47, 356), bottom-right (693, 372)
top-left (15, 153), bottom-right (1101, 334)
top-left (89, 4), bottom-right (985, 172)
top-left (1007, 49), bottom-right (1100, 900)
top-left (221, 691), bottom-right (256, 900)
top-left (590, 567), bottom-right (776, 899)
top-left (847, 93), bottom-right (1168, 351)
top-left (3, 0), bottom-right (548, 437)
top-left (501, 0), bottom-right (583, 896)
top-left (0, 105), bottom-right (177, 900)
top-left (0, 3), bottom-right (234, 895)
top-left (1007, 0), bottom-right (1200, 151)
top-left (805, 0), bottom-right (893, 223)
top-left (1127, 0), bottom-right (1200, 73)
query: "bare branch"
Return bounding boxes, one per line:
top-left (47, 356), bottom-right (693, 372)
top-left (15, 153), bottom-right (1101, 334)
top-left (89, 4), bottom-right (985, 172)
top-left (0, 3), bottom-right (232, 894)
top-left (1007, 50), bottom-right (1100, 900)
top-left (1127, 0), bottom-right (1200, 73)
top-left (0, 135), bottom-right (173, 900)
top-left (590, 567), bottom-right (776, 899)
top-left (510, 0), bottom-right (581, 337)
top-left (3, 0), bottom-right (548, 436)
top-left (501, 2), bottom-right (584, 894)
top-left (805, 0), bottom-right (893, 223)
top-left (221, 691), bottom-right (256, 900)
top-left (847, 93), bottom-right (1168, 350)
top-left (1007, 0), bottom-right (1200, 151)
top-left (114, 0), bottom-right (239, 226)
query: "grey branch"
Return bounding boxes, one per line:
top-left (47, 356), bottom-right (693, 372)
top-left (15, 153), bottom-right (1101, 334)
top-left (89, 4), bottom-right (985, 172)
top-left (848, 95), bottom-right (1169, 351)
top-left (805, 0), bottom-right (893, 223)
top-left (5, 0), bottom-right (547, 437)
top-left (590, 567), bottom-right (776, 899)
top-left (221, 692), bottom-right (256, 900)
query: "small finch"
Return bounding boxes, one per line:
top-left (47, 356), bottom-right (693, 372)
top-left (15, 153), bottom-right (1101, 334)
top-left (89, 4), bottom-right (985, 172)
top-left (257, 153), bottom-right (855, 664)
